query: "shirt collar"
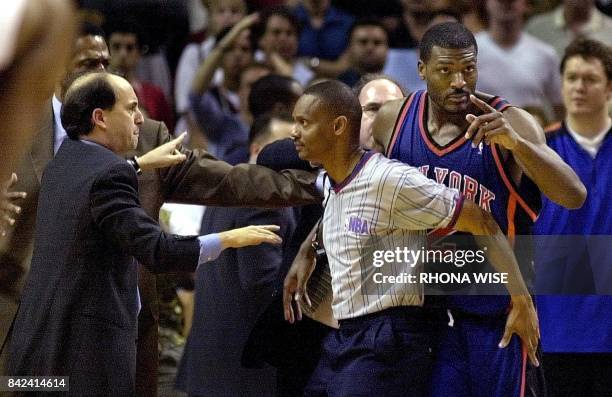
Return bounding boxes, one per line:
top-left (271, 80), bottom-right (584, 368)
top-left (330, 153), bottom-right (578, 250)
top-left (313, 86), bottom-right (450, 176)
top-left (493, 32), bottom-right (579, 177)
top-left (52, 94), bottom-right (62, 122)
top-left (565, 118), bottom-right (612, 157)
top-left (52, 94), bottom-right (68, 154)
top-left (330, 150), bottom-right (375, 193)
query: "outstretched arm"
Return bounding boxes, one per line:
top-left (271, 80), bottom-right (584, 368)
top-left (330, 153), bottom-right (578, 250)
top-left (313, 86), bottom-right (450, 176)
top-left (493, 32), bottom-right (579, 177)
top-left (91, 162), bottom-right (282, 274)
top-left (465, 95), bottom-right (586, 209)
top-left (146, 121), bottom-right (323, 208)
top-left (454, 199), bottom-right (540, 366)
top-left (136, 132), bottom-right (188, 171)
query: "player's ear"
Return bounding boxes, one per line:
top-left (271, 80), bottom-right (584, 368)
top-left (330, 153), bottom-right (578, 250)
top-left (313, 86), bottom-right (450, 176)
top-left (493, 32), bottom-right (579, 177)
top-left (418, 60), bottom-right (426, 81)
top-left (333, 115), bottom-right (348, 136)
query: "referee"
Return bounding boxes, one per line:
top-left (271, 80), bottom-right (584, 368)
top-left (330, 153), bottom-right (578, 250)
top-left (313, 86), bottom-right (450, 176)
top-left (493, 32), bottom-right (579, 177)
top-left (286, 80), bottom-right (538, 397)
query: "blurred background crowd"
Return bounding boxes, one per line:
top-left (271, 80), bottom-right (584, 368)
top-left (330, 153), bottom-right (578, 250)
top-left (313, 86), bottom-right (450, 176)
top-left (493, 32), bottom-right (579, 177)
top-left (79, 0), bottom-right (612, 138)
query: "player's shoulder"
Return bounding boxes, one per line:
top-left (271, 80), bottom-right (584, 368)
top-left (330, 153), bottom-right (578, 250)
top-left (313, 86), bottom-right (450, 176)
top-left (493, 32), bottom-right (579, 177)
top-left (372, 97), bottom-right (411, 153)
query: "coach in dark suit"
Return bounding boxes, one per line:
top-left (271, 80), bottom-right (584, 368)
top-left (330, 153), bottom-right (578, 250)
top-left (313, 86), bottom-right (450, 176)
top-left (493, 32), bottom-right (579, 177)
top-left (0, 30), bottom-right (321, 395)
top-left (7, 72), bottom-right (283, 395)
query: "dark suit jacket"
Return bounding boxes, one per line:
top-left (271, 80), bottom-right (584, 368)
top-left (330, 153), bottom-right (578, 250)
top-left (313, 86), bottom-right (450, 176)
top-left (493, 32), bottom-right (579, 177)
top-left (7, 139), bottom-right (200, 395)
top-left (176, 206), bottom-right (295, 397)
top-left (0, 105), bottom-right (321, 395)
top-left (241, 139), bottom-right (330, 396)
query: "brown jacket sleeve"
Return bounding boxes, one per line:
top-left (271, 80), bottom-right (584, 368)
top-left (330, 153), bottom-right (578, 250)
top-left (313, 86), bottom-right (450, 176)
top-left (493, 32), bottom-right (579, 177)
top-left (135, 119), bottom-right (322, 209)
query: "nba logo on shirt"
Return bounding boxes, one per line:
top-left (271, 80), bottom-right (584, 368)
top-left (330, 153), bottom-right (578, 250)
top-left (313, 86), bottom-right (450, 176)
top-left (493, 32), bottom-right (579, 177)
top-left (347, 216), bottom-right (369, 234)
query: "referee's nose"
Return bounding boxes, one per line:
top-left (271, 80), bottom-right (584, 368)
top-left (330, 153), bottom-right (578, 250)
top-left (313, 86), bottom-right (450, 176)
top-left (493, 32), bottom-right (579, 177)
top-left (290, 123), bottom-right (300, 141)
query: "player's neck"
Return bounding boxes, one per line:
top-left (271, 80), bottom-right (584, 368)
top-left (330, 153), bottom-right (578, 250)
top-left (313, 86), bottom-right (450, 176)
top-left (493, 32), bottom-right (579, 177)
top-left (567, 111), bottom-right (612, 139)
top-left (428, 100), bottom-right (469, 139)
top-left (323, 147), bottom-right (365, 186)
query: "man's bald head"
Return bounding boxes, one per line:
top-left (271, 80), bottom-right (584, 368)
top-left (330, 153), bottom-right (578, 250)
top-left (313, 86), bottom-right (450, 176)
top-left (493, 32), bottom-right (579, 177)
top-left (61, 72), bottom-right (118, 138)
top-left (61, 72), bottom-right (142, 153)
top-left (356, 75), bottom-right (405, 148)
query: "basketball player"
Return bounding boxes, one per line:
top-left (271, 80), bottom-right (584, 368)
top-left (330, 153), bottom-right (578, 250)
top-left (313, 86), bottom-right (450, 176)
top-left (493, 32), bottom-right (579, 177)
top-left (289, 80), bottom-right (537, 397)
top-left (370, 22), bottom-right (587, 397)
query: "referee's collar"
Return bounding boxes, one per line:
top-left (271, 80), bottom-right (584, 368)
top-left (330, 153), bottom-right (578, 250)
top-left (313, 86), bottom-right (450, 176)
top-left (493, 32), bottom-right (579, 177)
top-left (331, 150), bottom-right (375, 193)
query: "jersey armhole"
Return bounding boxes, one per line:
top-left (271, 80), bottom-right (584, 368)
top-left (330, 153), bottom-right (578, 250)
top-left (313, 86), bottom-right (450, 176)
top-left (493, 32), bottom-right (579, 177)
top-left (386, 92), bottom-right (416, 157)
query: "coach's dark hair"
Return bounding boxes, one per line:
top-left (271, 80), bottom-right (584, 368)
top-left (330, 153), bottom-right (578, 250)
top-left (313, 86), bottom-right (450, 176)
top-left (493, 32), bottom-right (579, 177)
top-left (304, 80), bottom-right (362, 139)
top-left (353, 73), bottom-right (407, 97)
top-left (248, 74), bottom-right (301, 119)
top-left (61, 72), bottom-right (117, 139)
top-left (419, 22), bottom-right (477, 62)
top-left (560, 37), bottom-right (612, 81)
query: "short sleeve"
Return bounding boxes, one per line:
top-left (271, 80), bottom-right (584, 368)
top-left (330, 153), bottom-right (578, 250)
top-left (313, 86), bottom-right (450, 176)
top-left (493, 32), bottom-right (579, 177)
top-left (390, 166), bottom-right (462, 230)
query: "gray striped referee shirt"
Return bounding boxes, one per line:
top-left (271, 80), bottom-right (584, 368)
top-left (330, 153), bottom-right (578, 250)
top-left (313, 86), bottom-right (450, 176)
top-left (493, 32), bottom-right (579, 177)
top-left (322, 152), bottom-right (462, 320)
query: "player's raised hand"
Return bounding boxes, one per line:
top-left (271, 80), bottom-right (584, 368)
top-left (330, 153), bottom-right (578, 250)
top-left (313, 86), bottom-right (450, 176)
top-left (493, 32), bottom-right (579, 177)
top-left (219, 225), bottom-right (282, 249)
top-left (137, 132), bottom-right (188, 171)
top-left (500, 295), bottom-right (540, 367)
top-left (465, 95), bottom-right (520, 150)
top-left (0, 173), bottom-right (27, 236)
top-left (283, 243), bottom-right (316, 324)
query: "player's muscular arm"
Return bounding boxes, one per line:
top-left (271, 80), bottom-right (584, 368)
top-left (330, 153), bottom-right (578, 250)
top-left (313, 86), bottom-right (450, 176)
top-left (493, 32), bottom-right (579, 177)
top-left (371, 98), bottom-right (406, 154)
top-left (454, 199), bottom-right (530, 297)
top-left (504, 107), bottom-right (586, 208)
top-left (454, 199), bottom-right (540, 365)
top-left (466, 95), bottom-right (586, 209)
